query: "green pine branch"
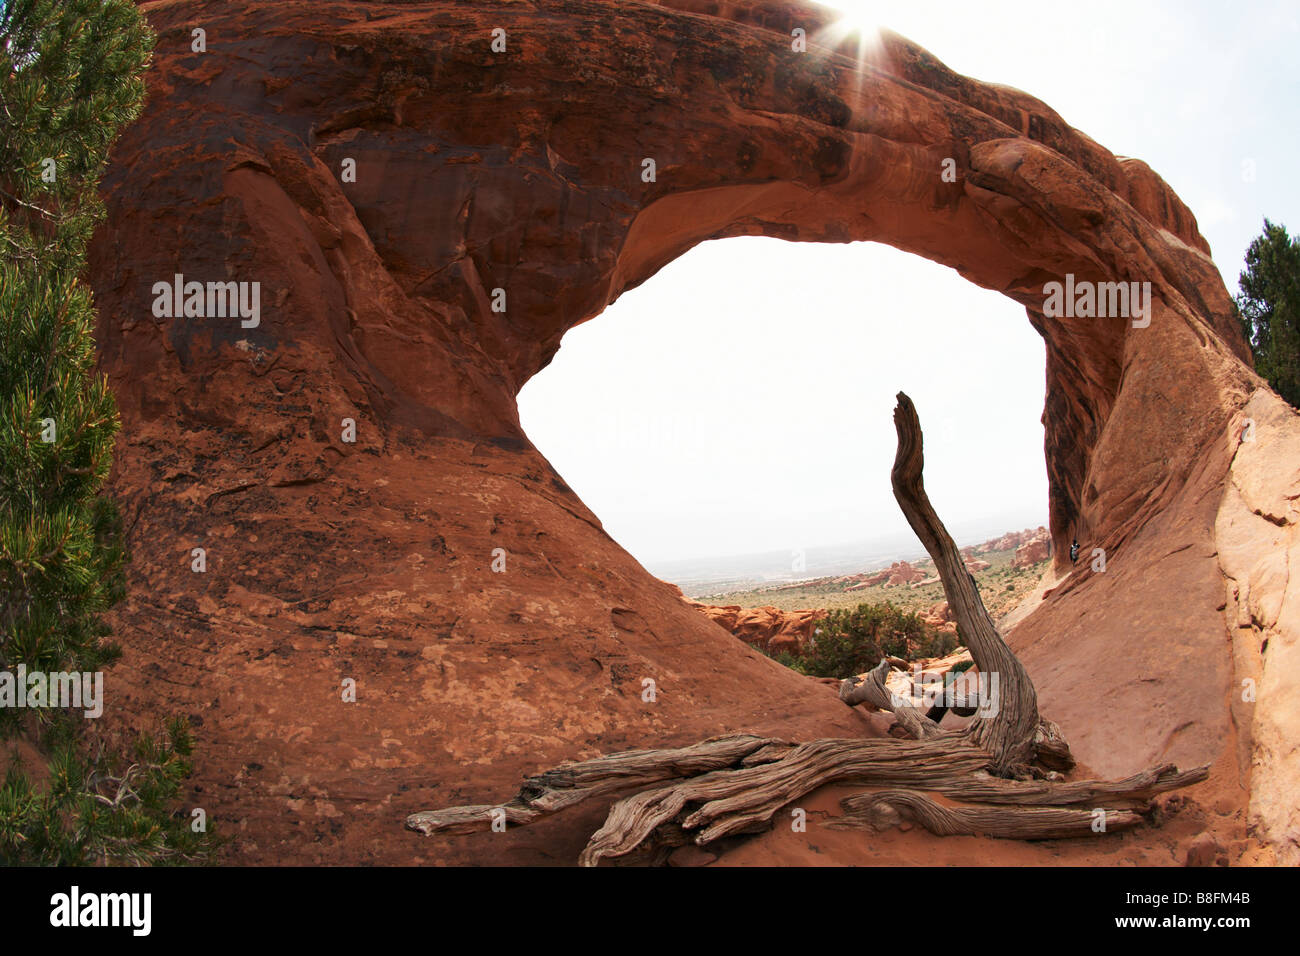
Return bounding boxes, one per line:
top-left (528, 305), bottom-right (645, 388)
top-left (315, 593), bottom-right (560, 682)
top-left (1, 0), bottom-right (220, 865)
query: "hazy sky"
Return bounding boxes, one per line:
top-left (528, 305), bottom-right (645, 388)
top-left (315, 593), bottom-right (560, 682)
top-left (519, 0), bottom-right (1300, 568)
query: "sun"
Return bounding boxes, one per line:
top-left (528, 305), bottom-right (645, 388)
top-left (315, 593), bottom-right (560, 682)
top-left (811, 0), bottom-right (887, 66)
top-left (814, 0), bottom-right (883, 36)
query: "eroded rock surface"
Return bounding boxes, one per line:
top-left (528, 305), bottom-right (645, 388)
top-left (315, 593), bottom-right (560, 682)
top-left (88, 0), bottom-right (1290, 863)
top-left (688, 601), bottom-right (824, 655)
top-left (1012, 531), bottom-right (1052, 569)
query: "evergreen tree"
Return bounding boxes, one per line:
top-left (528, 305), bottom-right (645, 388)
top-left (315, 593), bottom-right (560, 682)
top-left (1236, 219), bottom-right (1300, 408)
top-left (0, 0), bottom-right (217, 864)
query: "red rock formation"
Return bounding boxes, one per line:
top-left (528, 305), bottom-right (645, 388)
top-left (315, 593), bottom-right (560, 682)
top-left (848, 574), bottom-right (885, 590)
top-left (849, 560), bottom-right (928, 588)
top-left (920, 601), bottom-right (958, 636)
top-left (1012, 530), bottom-right (1052, 568)
top-left (86, 0), bottom-right (1291, 862)
top-left (927, 601), bottom-right (953, 623)
top-left (891, 562), bottom-right (929, 586)
top-left (975, 526), bottom-right (1049, 554)
top-left (687, 602), bottom-right (824, 656)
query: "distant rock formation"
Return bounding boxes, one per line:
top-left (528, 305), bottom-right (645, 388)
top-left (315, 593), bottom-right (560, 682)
top-left (974, 526), bottom-right (1050, 554)
top-left (921, 601), bottom-right (959, 636)
top-left (1012, 530), bottom-right (1053, 568)
top-left (686, 600), bottom-right (824, 656)
top-left (850, 560), bottom-right (928, 589)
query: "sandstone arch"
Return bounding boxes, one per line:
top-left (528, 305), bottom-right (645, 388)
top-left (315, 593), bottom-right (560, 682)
top-left (88, 0), bottom-right (1295, 863)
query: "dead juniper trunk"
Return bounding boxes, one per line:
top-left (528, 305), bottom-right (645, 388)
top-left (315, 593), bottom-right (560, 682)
top-left (845, 392), bottom-right (1069, 776)
top-left (407, 393), bottom-right (1208, 864)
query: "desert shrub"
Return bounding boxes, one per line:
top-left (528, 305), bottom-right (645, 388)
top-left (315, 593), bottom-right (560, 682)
top-left (772, 650), bottom-right (803, 671)
top-left (796, 602), bottom-right (956, 679)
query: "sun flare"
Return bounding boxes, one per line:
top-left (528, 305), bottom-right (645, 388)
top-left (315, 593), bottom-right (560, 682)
top-left (815, 0), bottom-right (882, 35)
top-left (812, 0), bottom-right (887, 65)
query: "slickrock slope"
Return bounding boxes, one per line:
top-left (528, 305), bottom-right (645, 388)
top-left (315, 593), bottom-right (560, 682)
top-left (87, 0), bottom-right (1295, 863)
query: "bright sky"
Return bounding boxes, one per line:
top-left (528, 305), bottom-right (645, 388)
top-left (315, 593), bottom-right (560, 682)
top-left (519, 0), bottom-right (1300, 569)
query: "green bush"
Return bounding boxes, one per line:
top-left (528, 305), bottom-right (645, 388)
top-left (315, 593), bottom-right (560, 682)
top-left (793, 602), bottom-right (957, 679)
top-left (772, 650), bottom-right (803, 671)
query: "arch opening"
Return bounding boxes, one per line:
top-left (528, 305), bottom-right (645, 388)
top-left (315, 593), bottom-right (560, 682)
top-left (519, 236), bottom-right (1050, 593)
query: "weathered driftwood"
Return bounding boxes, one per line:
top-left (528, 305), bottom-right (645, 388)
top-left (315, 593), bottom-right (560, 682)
top-left (406, 800), bottom-right (540, 835)
top-left (924, 763), bottom-right (1212, 809)
top-left (829, 762), bottom-right (1213, 840)
top-left (831, 789), bottom-right (1145, 839)
top-left (839, 658), bottom-right (944, 739)
top-left (407, 394), bottom-right (1207, 864)
top-left (844, 655), bottom-right (981, 723)
top-left (407, 734), bottom-right (778, 834)
top-left (579, 736), bottom-right (992, 866)
top-left (886, 392), bottom-right (1049, 774)
top-left (738, 741), bottom-right (800, 767)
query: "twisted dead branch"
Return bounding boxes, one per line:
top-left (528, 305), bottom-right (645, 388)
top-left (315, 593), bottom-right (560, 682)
top-left (407, 393), bottom-right (1208, 864)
